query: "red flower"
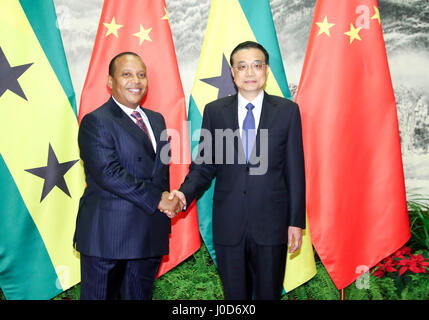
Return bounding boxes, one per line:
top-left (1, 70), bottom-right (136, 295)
top-left (383, 258), bottom-right (398, 272)
top-left (398, 266), bottom-right (408, 276)
top-left (372, 263), bottom-right (386, 278)
top-left (392, 246), bottom-right (412, 258)
top-left (395, 252), bottom-right (429, 275)
top-left (370, 246), bottom-right (429, 278)
top-left (372, 268), bottom-right (385, 278)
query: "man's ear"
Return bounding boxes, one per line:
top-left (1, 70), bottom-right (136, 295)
top-left (230, 67), bottom-right (235, 80)
top-left (107, 75), bottom-right (113, 89)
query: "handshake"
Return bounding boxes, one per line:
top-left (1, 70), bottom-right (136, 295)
top-left (157, 190), bottom-right (187, 219)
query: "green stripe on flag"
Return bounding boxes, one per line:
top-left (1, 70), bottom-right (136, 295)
top-left (0, 156), bottom-right (61, 300)
top-left (188, 96), bottom-right (203, 160)
top-left (19, 0), bottom-right (77, 115)
top-left (239, 0), bottom-right (291, 98)
top-left (188, 96), bottom-right (217, 264)
top-left (0, 0), bottom-right (84, 299)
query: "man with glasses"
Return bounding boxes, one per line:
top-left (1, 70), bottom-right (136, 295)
top-left (170, 41), bottom-right (306, 299)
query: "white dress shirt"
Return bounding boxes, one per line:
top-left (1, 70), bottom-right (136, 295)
top-left (237, 90), bottom-right (264, 138)
top-left (112, 96), bottom-right (157, 151)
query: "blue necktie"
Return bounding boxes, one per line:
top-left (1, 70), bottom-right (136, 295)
top-left (242, 103), bottom-right (255, 163)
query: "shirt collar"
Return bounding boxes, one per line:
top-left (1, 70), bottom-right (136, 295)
top-left (112, 96), bottom-right (142, 117)
top-left (237, 90), bottom-right (264, 111)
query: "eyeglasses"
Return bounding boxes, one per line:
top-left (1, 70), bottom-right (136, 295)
top-left (233, 61), bottom-right (267, 72)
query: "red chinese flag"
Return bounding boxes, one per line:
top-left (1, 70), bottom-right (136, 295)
top-left (296, 0), bottom-right (410, 289)
top-left (78, 0), bottom-right (200, 276)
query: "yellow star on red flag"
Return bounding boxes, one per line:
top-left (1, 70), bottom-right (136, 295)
top-left (133, 24), bottom-right (152, 45)
top-left (372, 6), bottom-right (381, 25)
top-left (162, 6), bottom-right (168, 20)
top-left (103, 16), bottom-right (123, 38)
top-left (316, 16), bottom-right (335, 37)
top-left (344, 23), bottom-right (362, 44)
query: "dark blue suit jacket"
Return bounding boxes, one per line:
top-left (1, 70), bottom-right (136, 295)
top-left (73, 98), bottom-right (170, 259)
top-left (179, 93), bottom-right (306, 246)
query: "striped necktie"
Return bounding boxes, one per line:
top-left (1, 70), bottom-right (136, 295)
top-left (131, 110), bottom-right (151, 138)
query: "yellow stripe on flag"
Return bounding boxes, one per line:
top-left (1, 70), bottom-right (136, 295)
top-left (284, 215), bottom-right (316, 292)
top-left (0, 1), bottom-right (85, 290)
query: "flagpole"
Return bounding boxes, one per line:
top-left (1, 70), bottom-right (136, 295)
top-left (340, 289), bottom-right (345, 300)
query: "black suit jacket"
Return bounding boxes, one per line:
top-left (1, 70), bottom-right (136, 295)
top-left (73, 98), bottom-right (170, 259)
top-left (180, 92), bottom-right (305, 246)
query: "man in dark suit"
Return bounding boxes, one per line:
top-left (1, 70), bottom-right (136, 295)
top-left (170, 41), bottom-right (306, 299)
top-left (74, 52), bottom-right (182, 300)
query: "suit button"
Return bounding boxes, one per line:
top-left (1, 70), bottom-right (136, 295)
top-left (138, 157), bottom-right (142, 161)
top-left (243, 190), bottom-right (247, 195)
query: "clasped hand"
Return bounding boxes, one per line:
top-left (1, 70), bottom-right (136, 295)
top-left (158, 191), bottom-right (186, 219)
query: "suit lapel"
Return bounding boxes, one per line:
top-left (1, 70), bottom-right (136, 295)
top-left (108, 99), bottom-right (156, 158)
top-left (248, 92), bottom-right (278, 162)
top-left (223, 95), bottom-right (244, 160)
top-left (143, 108), bottom-right (162, 152)
top-left (258, 92), bottom-right (278, 132)
top-left (141, 108), bottom-right (167, 177)
top-left (228, 95), bottom-right (240, 133)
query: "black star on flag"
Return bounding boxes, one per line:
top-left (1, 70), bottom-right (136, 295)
top-left (200, 54), bottom-right (236, 99)
top-left (0, 47), bottom-right (33, 101)
top-left (25, 144), bottom-right (79, 202)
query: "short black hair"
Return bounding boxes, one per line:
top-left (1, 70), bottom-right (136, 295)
top-left (230, 41), bottom-right (269, 66)
top-left (108, 51), bottom-right (140, 76)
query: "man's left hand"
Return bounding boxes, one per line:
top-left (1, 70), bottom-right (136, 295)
top-left (288, 226), bottom-right (302, 253)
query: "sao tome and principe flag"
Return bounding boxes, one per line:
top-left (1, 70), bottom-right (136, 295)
top-left (0, 0), bottom-right (85, 299)
top-left (78, 0), bottom-right (200, 277)
top-left (296, 0), bottom-right (411, 289)
top-left (189, 0), bottom-right (317, 293)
